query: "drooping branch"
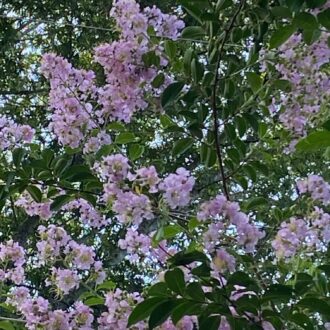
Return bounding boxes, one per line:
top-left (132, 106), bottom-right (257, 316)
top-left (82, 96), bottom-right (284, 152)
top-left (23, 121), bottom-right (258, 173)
top-left (211, 0), bottom-right (246, 200)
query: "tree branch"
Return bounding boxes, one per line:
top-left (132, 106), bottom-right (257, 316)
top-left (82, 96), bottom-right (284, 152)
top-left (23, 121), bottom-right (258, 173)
top-left (211, 0), bottom-right (246, 200)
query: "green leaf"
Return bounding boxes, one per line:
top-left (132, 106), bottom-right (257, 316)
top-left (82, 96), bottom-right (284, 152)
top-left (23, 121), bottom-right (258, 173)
top-left (84, 296), bottom-right (105, 307)
top-left (200, 144), bottom-right (217, 168)
top-left (235, 117), bottom-right (247, 137)
top-left (199, 315), bottom-right (221, 330)
top-left (246, 72), bottom-right (262, 93)
top-left (270, 24), bottom-right (296, 49)
top-left (161, 82), bottom-right (185, 108)
top-left (128, 297), bottom-right (167, 327)
top-left (26, 185), bottom-right (42, 203)
top-left (263, 284), bottom-right (293, 302)
top-left (164, 268), bottom-right (186, 295)
top-left (142, 51), bottom-right (160, 67)
top-left (148, 282), bottom-right (171, 297)
top-left (115, 132), bottom-right (136, 144)
top-left (191, 58), bottom-right (204, 83)
top-left (160, 115), bottom-right (176, 128)
top-left (171, 301), bottom-right (202, 325)
top-left (172, 138), bottom-right (194, 157)
top-left (287, 313), bottom-right (314, 330)
top-left (181, 26), bottom-right (205, 39)
top-left (163, 225), bottom-right (181, 239)
top-left (306, 0), bottom-right (326, 8)
top-left (323, 119), bottom-right (330, 131)
top-left (296, 298), bottom-right (330, 317)
top-left (185, 282), bottom-right (205, 302)
top-left (0, 321), bottom-right (15, 330)
top-left (62, 165), bottom-right (93, 180)
top-left (12, 148), bottom-right (26, 168)
top-left (296, 131), bottom-right (330, 151)
top-left (318, 264), bottom-right (330, 276)
top-left (245, 197), bottom-right (268, 210)
top-left (128, 144), bottom-right (144, 160)
top-left (107, 122), bottom-right (126, 131)
top-left (164, 40), bottom-right (177, 59)
top-left (151, 73), bottom-right (165, 88)
top-left (50, 194), bottom-right (74, 211)
top-left (228, 271), bottom-right (257, 288)
top-left (318, 9), bottom-right (330, 30)
top-left (293, 12), bottom-right (318, 31)
top-left (170, 250), bottom-right (208, 266)
top-left (271, 6), bottom-right (292, 18)
top-left (96, 280), bottom-right (115, 292)
top-left (148, 300), bottom-right (179, 329)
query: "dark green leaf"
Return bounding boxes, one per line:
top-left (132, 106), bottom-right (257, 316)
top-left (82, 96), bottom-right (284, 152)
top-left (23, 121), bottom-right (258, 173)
top-left (246, 72), bottom-right (262, 93)
top-left (148, 282), bottom-right (171, 297)
top-left (199, 315), bottom-right (221, 330)
top-left (128, 144), bottom-right (144, 160)
top-left (263, 284), bottom-right (293, 302)
top-left (128, 297), bottom-right (167, 327)
top-left (293, 12), bottom-right (318, 31)
top-left (270, 24), bottom-right (296, 49)
top-left (161, 82), bottom-right (185, 108)
top-left (287, 313), bottom-right (314, 330)
top-left (181, 26), bottom-right (205, 39)
top-left (172, 138), bottom-right (194, 157)
top-left (12, 148), bottom-right (26, 168)
top-left (26, 185), bottom-right (42, 203)
top-left (245, 197), bottom-right (268, 210)
top-left (151, 73), bottom-right (165, 88)
top-left (185, 282), bottom-right (205, 302)
top-left (296, 131), bottom-right (330, 151)
top-left (296, 298), bottom-right (330, 317)
top-left (148, 300), bottom-right (179, 329)
top-left (164, 40), bottom-right (177, 59)
top-left (115, 132), bottom-right (136, 144)
top-left (228, 271), bottom-right (257, 288)
top-left (164, 268), bottom-right (186, 295)
top-left (318, 9), bottom-right (330, 30)
top-left (50, 194), bottom-right (74, 211)
top-left (170, 250), bottom-right (208, 266)
top-left (171, 301), bottom-right (202, 325)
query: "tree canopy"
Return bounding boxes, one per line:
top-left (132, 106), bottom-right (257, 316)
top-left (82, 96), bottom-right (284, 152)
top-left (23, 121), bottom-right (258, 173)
top-left (1, 0), bottom-right (330, 329)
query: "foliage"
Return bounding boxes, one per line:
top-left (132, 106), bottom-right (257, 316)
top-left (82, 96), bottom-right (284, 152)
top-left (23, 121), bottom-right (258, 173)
top-left (0, 0), bottom-right (330, 329)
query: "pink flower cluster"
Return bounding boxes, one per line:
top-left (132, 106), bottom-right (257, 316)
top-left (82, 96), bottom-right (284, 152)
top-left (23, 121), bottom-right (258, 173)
top-left (63, 198), bottom-right (109, 228)
top-left (83, 130), bottom-right (112, 154)
top-left (158, 168), bottom-right (195, 209)
top-left (7, 287), bottom-right (94, 330)
top-left (211, 248), bottom-right (236, 274)
top-left (41, 53), bottom-right (98, 148)
top-left (297, 175), bottom-right (330, 205)
top-left (98, 288), bottom-right (145, 329)
top-left (0, 240), bottom-right (25, 285)
top-left (197, 195), bottom-right (265, 253)
top-left (15, 192), bottom-right (52, 220)
top-left (0, 115), bottom-right (34, 151)
top-left (36, 225), bottom-right (105, 294)
top-left (94, 0), bottom-right (184, 123)
top-left (272, 207), bottom-right (330, 259)
top-left (269, 31), bottom-right (330, 138)
top-left (94, 154), bottom-right (195, 225)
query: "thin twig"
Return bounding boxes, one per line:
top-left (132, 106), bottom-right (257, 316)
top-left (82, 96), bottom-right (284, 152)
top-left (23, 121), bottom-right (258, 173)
top-left (0, 316), bottom-right (25, 323)
top-left (211, 0), bottom-right (246, 200)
